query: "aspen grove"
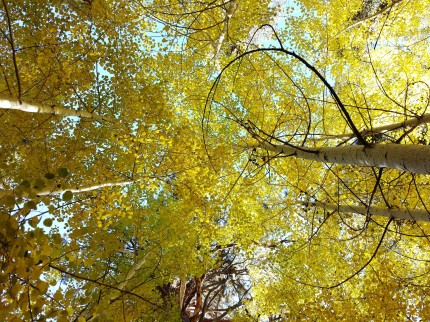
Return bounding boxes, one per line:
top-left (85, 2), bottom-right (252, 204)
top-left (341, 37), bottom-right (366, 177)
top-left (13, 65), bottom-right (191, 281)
top-left (1, 0), bottom-right (430, 321)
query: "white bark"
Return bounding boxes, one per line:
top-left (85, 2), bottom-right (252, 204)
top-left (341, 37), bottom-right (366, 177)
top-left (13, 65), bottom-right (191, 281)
top-left (179, 274), bottom-right (186, 310)
top-left (324, 0), bottom-right (404, 50)
top-left (307, 200), bottom-right (430, 222)
top-left (0, 180), bottom-right (136, 198)
top-left (116, 253), bottom-right (149, 291)
top-left (38, 180), bottom-right (135, 196)
top-left (109, 250), bottom-right (153, 301)
top-left (212, 1), bottom-right (238, 66)
top-left (346, 0), bottom-right (403, 31)
top-left (254, 141), bottom-right (430, 174)
top-left (315, 113), bottom-right (430, 141)
top-left (0, 99), bottom-right (114, 121)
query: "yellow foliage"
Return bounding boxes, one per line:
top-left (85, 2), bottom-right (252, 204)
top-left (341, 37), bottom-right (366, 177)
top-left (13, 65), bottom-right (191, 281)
top-left (1, 0), bottom-right (430, 320)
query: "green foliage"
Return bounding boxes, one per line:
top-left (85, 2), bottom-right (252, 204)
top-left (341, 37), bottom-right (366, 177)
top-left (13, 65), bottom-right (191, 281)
top-left (57, 168), bottom-right (68, 179)
top-left (62, 191), bottom-right (73, 202)
top-left (44, 173), bottom-right (55, 180)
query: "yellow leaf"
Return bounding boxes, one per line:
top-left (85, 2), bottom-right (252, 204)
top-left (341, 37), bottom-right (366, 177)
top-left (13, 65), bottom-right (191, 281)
top-left (66, 307), bottom-right (74, 316)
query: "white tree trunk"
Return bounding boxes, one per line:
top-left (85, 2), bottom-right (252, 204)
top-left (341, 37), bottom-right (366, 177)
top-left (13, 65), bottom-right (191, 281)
top-left (306, 200), bottom-right (430, 222)
top-left (212, 1), bottom-right (237, 66)
top-left (0, 99), bottom-right (114, 121)
top-left (179, 274), bottom-right (186, 310)
top-left (116, 254), bottom-right (149, 291)
top-left (39, 180), bottom-right (135, 196)
top-left (254, 141), bottom-right (430, 174)
top-left (315, 113), bottom-right (430, 141)
top-left (109, 250), bottom-right (153, 302)
top-left (0, 180), bottom-right (136, 198)
top-left (346, 0), bottom-right (403, 31)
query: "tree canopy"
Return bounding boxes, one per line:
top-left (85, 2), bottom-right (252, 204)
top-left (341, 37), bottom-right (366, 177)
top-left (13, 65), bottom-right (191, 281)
top-left (1, 0), bottom-right (430, 321)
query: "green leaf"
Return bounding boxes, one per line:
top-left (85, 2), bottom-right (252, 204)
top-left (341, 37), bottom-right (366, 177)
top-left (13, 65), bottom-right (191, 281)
top-left (57, 168), bottom-right (69, 178)
top-left (43, 218), bottom-right (53, 227)
top-left (44, 172), bottom-right (55, 180)
top-left (29, 217), bottom-right (39, 228)
top-left (25, 200), bottom-right (37, 210)
top-left (37, 280), bottom-right (49, 294)
top-left (33, 178), bottom-right (46, 190)
top-left (62, 190), bottom-right (73, 202)
top-left (54, 289), bottom-right (62, 301)
top-left (20, 180), bottom-right (31, 188)
top-left (3, 195), bottom-right (15, 208)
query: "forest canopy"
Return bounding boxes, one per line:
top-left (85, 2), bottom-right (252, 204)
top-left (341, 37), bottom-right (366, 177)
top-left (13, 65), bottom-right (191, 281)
top-left (1, 0), bottom-right (430, 321)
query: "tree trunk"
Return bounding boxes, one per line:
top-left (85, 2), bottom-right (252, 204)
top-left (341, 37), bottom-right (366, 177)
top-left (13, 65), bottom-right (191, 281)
top-left (0, 99), bottom-right (114, 121)
top-left (254, 141), bottom-right (430, 174)
top-left (306, 200), bottom-right (430, 222)
top-left (212, 0), bottom-right (237, 66)
top-left (315, 113), bottom-right (430, 141)
top-left (348, 0), bottom-right (403, 29)
top-left (179, 274), bottom-right (186, 310)
top-left (115, 253), bottom-right (149, 292)
top-left (0, 180), bottom-right (136, 198)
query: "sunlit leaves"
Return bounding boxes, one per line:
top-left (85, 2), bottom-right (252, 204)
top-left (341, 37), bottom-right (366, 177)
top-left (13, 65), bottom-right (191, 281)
top-left (1, 0), bottom-right (430, 321)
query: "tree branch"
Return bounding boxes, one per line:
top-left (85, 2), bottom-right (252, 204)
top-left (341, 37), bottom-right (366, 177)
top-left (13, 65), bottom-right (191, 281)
top-left (49, 264), bottom-right (163, 309)
top-left (303, 199), bottom-right (430, 222)
top-left (0, 99), bottom-right (114, 121)
top-left (1, 0), bottom-right (22, 102)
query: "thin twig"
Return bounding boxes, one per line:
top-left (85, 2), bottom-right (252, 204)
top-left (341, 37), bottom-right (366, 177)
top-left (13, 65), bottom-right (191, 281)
top-left (2, 0), bottom-right (22, 102)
